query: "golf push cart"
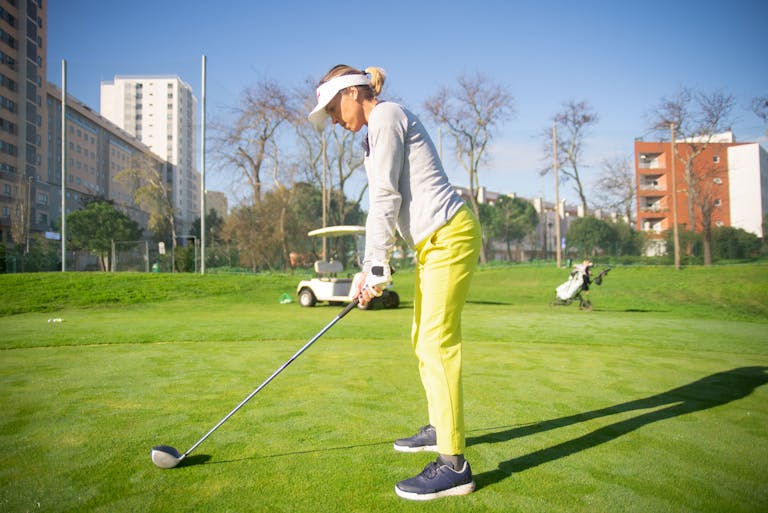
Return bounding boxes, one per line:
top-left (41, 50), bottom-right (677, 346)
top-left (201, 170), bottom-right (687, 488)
top-left (552, 260), bottom-right (611, 310)
top-left (296, 225), bottom-right (399, 310)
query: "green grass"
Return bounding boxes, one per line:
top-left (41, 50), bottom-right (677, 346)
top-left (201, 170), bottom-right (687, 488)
top-left (1, 265), bottom-right (767, 512)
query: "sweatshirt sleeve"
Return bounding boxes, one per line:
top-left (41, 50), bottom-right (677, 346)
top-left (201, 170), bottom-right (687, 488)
top-left (363, 105), bottom-right (405, 269)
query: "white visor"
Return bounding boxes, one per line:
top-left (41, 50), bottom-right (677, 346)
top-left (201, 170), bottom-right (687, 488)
top-left (308, 74), bottom-right (372, 126)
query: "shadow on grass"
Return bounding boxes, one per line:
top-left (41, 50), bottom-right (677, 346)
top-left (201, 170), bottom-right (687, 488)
top-left (469, 366), bottom-right (768, 490)
top-left (204, 439), bottom-right (394, 466)
top-left (176, 454), bottom-right (212, 467)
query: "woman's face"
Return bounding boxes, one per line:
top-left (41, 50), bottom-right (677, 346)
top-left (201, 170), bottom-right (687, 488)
top-left (325, 87), bottom-right (365, 132)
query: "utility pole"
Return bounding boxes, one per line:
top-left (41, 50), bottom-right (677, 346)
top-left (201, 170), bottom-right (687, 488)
top-left (61, 60), bottom-right (67, 272)
top-left (321, 131), bottom-right (327, 261)
top-left (200, 54), bottom-right (206, 274)
top-left (553, 123), bottom-right (562, 268)
top-left (670, 123), bottom-right (680, 270)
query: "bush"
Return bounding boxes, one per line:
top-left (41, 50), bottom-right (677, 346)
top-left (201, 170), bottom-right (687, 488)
top-left (711, 226), bottom-right (762, 260)
top-left (566, 217), bottom-right (643, 258)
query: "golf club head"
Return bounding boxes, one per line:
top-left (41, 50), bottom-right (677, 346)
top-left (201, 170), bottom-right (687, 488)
top-left (151, 445), bottom-right (185, 469)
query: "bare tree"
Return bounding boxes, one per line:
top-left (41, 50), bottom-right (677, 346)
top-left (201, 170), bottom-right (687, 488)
top-left (688, 164), bottom-right (723, 265)
top-left (541, 100), bottom-right (599, 214)
top-left (117, 154), bottom-right (177, 250)
top-left (424, 72), bottom-right (515, 263)
top-left (269, 140), bottom-right (302, 272)
top-left (213, 79), bottom-right (295, 205)
top-left (647, 87), bottom-right (735, 263)
top-left (752, 95), bottom-right (768, 134)
top-left (594, 155), bottom-right (636, 226)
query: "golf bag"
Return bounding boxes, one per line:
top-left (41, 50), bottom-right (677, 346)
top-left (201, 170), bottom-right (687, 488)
top-left (552, 261), bottom-right (611, 310)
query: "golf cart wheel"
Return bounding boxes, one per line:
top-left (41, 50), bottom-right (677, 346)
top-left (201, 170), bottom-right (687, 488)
top-left (383, 290), bottom-right (400, 309)
top-left (579, 299), bottom-right (592, 311)
top-left (298, 288), bottom-right (317, 307)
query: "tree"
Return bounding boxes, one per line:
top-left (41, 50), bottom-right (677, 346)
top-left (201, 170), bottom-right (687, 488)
top-left (647, 87), bottom-right (735, 265)
top-left (213, 79), bottom-right (295, 205)
top-left (482, 196), bottom-right (538, 261)
top-left (190, 208), bottom-right (224, 245)
top-left (711, 226), bottom-right (761, 260)
top-left (566, 217), bottom-right (617, 258)
top-left (67, 200), bottom-right (142, 271)
top-left (751, 95), bottom-right (768, 134)
top-left (612, 221), bottom-right (646, 257)
top-left (594, 155), bottom-right (636, 226)
top-left (424, 72), bottom-right (515, 263)
top-left (541, 100), bottom-right (599, 214)
top-left (688, 163), bottom-right (723, 265)
top-left (224, 192), bottom-right (291, 272)
top-left (116, 154), bottom-right (177, 249)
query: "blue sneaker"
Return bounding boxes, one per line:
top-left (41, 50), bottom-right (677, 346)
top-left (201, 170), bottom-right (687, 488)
top-left (395, 457), bottom-right (476, 501)
top-left (393, 425), bottom-right (438, 453)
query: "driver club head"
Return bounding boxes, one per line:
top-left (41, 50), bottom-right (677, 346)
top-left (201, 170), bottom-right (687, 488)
top-left (151, 445), bottom-right (185, 469)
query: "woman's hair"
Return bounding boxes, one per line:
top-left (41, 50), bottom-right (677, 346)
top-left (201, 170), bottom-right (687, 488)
top-left (319, 64), bottom-right (386, 98)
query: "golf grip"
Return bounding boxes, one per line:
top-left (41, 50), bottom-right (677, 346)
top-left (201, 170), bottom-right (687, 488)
top-left (181, 298), bottom-right (360, 458)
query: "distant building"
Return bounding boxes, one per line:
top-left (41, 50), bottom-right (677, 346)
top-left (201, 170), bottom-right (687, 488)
top-left (454, 185), bottom-right (586, 261)
top-left (101, 75), bottom-right (199, 233)
top-left (45, 84), bottom-right (165, 232)
top-left (635, 131), bottom-right (767, 255)
top-left (0, 1), bottom-right (227, 261)
top-left (0, 0), bottom-right (47, 246)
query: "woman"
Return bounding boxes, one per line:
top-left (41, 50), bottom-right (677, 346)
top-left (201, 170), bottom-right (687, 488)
top-left (308, 64), bottom-right (481, 501)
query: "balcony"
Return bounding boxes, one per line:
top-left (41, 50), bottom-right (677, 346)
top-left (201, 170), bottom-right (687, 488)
top-left (639, 195), bottom-right (666, 214)
top-left (641, 217), bottom-right (666, 234)
top-left (638, 152), bottom-right (665, 169)
top-left (639, 172), bottom-right (665, 191)
top-left (639, 205), bottom-right (668, 213)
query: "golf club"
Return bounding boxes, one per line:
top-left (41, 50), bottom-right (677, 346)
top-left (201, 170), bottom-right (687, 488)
top-left (151, 298), bottom-right (359, 469)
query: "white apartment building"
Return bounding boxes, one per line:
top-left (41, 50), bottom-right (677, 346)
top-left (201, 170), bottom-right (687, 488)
top-left (727, 142), bottom-right (768, 238)
top-left (100, 75), bottom-right (199, 233)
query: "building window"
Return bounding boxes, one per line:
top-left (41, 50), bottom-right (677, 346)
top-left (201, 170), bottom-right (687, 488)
top-left (714, 199), bottom-right (722, 206)
top-left (713, 155), bottom-right (720, 163)
top-left (713, 177), bottom-right (723, 184)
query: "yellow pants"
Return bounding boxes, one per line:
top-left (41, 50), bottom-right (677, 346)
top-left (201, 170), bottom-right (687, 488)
top-left (412, 205), bottom-right (481, 455)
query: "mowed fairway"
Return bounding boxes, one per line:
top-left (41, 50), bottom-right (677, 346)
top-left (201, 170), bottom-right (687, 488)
top-left (0, 265), bottom-right (766, 513)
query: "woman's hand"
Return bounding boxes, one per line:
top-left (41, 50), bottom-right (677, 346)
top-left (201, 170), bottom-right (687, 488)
top-left (351, 272), bottom-right (384, 306)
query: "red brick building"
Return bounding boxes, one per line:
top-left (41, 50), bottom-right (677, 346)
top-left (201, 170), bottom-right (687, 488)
top-left (635, 131), bottom-right (767, 255)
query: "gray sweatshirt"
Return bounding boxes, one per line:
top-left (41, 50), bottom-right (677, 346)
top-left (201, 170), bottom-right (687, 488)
top-left (362, 102), bottom-right (464, 270)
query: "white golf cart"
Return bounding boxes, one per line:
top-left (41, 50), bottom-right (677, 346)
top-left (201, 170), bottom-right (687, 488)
top-left (296, 225), bottom-right (399, 310)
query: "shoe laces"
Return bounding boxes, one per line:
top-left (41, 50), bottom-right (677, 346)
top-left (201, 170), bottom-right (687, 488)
top-left (421, 461), bottom-right (441, 478)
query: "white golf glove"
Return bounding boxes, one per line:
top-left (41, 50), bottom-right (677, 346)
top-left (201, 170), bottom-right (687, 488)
top-left (351, 260), bottom-right (391, 299)
top-left (363, 261), bottom-right (392, 296)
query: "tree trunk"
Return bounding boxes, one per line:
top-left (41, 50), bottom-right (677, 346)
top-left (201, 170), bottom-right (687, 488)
top-left (702, 230), bottom-right (712, 266)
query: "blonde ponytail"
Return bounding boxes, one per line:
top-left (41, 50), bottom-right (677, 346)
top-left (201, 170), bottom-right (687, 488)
top-left (365, 66), bottom-right (386, 96)
top-left (319, 64), bottom-right (385, 100)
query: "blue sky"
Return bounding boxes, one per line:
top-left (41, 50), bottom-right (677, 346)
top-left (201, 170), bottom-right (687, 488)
top-left (47, 0), bottom-right (767, 207)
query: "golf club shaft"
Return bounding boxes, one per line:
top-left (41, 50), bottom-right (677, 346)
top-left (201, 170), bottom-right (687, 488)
top-left (182, 299), bottom-right (359, 458)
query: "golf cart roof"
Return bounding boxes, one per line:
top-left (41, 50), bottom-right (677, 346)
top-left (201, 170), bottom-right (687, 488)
top-left (308, 225), bottom-right (366, 237)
